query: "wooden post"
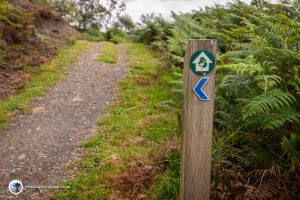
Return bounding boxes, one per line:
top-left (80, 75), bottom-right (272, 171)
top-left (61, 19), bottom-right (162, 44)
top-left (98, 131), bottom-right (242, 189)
top-left (180, 39), bottom-right (217, 200)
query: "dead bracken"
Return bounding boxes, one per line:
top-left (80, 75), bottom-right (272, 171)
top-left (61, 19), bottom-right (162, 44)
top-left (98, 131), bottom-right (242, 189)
top-left (109, 136), bottom-right (179, 199)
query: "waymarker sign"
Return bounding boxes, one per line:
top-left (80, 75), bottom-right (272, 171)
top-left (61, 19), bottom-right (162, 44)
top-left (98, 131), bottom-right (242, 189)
top-left (180, 40), bottom-right (216, 200)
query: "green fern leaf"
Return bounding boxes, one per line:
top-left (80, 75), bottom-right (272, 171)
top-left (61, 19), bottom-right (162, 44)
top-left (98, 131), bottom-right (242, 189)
top-left (260, 108), bottom-right (300, 130)
top-left (281, 133), bottom-right (299, 172)
top-left (254, 74), bottom-right (282, 92)
top-left (242, 89), bottom-right (296, 120)
top-left (219, 63), bottom-right (263, 75)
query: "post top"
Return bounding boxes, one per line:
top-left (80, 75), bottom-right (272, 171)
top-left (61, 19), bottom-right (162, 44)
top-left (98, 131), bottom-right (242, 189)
top-left (188, 39), bottom-right (217, 49)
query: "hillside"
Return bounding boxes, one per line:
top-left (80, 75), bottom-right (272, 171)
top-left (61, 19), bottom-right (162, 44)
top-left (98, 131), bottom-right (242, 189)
top-left (0, 0), bottom-right (80, 99)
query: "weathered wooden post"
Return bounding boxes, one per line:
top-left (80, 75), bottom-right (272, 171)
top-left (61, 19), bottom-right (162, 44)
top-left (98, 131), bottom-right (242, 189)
top-left (180, 39), bottom-right (217, 200)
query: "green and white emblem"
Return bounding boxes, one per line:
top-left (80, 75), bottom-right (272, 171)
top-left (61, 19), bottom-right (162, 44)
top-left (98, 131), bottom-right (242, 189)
top-left (189, 50), bottom-right (215, 75)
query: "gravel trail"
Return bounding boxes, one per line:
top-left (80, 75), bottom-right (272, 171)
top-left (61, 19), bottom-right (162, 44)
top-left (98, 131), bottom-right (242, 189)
top-left (0, 43), bottom-right (127, 199)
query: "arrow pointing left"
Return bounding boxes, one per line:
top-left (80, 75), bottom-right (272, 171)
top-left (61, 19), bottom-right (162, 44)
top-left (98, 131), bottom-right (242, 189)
top-left (193, 77), bottom-right (209, 101)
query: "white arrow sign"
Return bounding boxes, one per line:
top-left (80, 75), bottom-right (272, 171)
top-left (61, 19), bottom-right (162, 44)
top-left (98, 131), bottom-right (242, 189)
top-left (192, 52), bottom-right (213, 72)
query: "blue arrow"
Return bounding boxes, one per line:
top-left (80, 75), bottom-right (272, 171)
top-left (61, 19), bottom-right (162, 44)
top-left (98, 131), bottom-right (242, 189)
top-left (193, 77), bottom-right (209, 101)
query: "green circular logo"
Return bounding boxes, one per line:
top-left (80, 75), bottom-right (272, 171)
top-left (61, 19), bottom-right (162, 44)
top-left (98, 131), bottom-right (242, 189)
top-left (189, 50), bottom-right (215, 75)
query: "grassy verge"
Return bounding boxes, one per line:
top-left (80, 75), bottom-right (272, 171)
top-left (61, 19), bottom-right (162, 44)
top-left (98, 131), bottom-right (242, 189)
top-left (52, 43), bottom-right (180, 200)
top-left (97, 42), bottom-right (118, 64)
top-left (0, 40), bottom-right (91, 128)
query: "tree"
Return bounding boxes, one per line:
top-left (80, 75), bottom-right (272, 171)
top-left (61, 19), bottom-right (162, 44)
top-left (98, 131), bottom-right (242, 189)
top-left (117, 14), bottom-right (135, 31)
top-left (43, 0), bottom-right (125, 31)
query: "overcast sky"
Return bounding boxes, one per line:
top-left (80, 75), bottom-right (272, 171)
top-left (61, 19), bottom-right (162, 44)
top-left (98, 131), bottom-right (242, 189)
top-left (124, 0), bottom-right (252, 22)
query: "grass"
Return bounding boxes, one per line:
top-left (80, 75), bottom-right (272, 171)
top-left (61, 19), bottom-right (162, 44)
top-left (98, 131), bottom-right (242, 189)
top-left (152, 151), bottom-right (181, 200)
top-left (97, 42), bottom-right (118, 64)
top-left (82, 32), bottom-right (105, 42)
top-left (0, 40), bottom-right (91, 128)
top-left (52, 43), bottom-right (180, 200)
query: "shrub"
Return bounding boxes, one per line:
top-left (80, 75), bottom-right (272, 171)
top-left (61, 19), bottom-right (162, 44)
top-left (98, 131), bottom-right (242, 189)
top-left (105, 28), bottom-right (125, 44)
top-left (0, 0), bottom-right (31, 63)
top-left (82, 27), bottom-right (105, 42)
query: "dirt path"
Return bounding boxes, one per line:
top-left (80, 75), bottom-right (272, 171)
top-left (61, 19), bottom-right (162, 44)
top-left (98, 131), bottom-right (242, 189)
top-left (0, 43), bottom-right (127, 199)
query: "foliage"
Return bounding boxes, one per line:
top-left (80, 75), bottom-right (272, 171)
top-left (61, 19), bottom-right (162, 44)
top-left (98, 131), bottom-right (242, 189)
top-left (82, 27), bottom-right (105, 42)
top-left (0, 0), bottom-right (31, 63)
top-left (129, 14), bottom-right (172, 50)
top-left (157, 67), bottom-right (183, 131)
top-left (160, 0), bottom-right (300, 170)
top-left (36, 0), bottom-right (125, 31)
top-left (36, 33), bottom-right (50, 42)
top-left (115, 14), bottom-right (135, 31)
top-left (132, 0), bottom-right (300, 198)
top-left (152, 151), bottom-right (180, 200)
top-left (105, 28), bottom-right (125, 44)
top-left (30, 0), bottom-right (50, 6)
top-left (281, 133), bottom-right (300, 172)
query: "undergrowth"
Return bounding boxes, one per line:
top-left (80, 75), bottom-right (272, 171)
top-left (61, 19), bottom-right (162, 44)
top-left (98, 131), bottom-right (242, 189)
top-left (0, 40), bottom-right (91, 128)
top-left (152, 150), bottom-right (181, 200)
top-left (82, 27), bottom-right (105, 42)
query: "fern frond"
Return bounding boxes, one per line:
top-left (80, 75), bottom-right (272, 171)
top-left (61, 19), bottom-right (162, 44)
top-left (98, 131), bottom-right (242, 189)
top-left (169, 80), bottom-right (183, 87)
top-left (156, 100), bottom-right (180, 113)
top-left (172, 72), bottom-right (183, 78)
top-left (168, 53), bottom-right (184, 63)
top-left (219, 63), bottom-right (263, 75)
top-left (171, 89), bottom-right (183, 95)
top-left (261, 108), bottom-right (300, 130)
top-left (242, 89), bottom-right (296, 120)
top-left (254, 74), bottom-right (282, 92)
top-left (281, 133), bottom-right (300, 172)
top-left (220, 74), bottom-right (253, 94)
